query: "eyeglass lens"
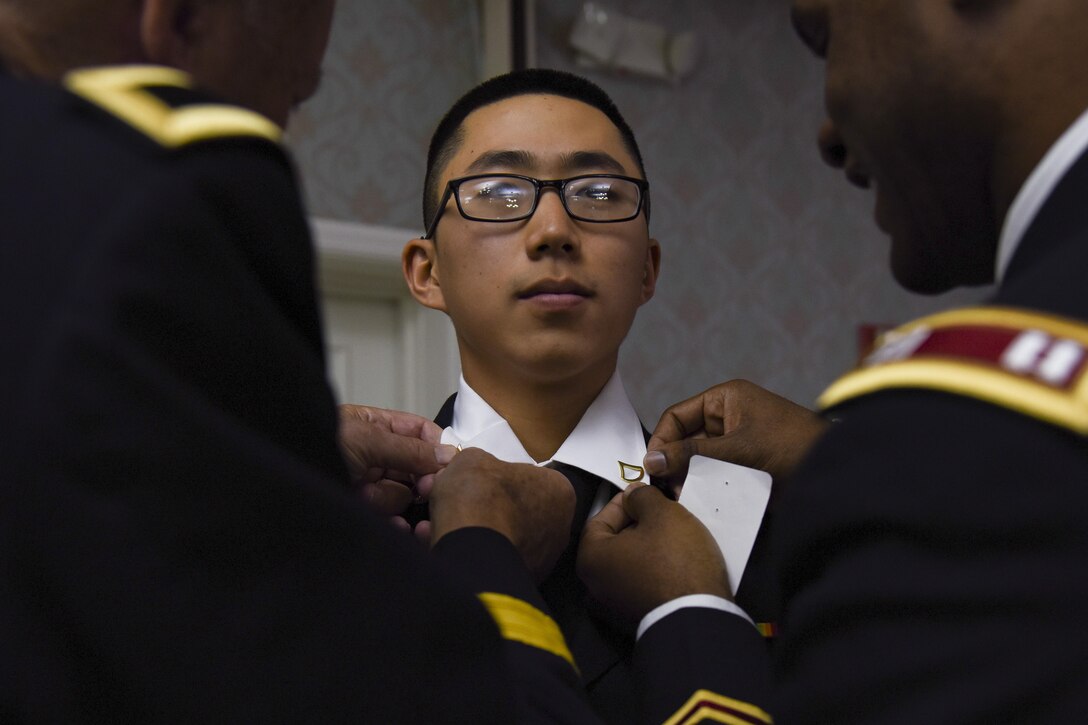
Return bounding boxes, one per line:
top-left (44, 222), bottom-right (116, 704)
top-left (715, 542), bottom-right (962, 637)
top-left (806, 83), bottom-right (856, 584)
top-left (455, 176), bottom-right (641, 222)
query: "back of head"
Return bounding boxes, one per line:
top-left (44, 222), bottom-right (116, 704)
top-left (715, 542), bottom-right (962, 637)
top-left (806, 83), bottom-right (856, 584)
top-left (422, 68), bottom-right (646, 227)
top-left (0, 0), bottom-right (331, 127)
top-left (0, 0), bottom-right (139, 79)
top-left (0, 1), bottom-right (285, 78)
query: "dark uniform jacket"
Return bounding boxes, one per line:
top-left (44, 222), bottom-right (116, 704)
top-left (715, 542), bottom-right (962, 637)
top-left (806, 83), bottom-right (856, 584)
top-left (715, 139), bottom-right (1088, 719)
top-left (0, 65), bottom-right (588, 723)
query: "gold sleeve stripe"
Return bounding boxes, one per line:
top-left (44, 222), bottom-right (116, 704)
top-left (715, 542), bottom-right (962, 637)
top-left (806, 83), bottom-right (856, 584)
top-left (65, 65), bottom-right (281, 147)
top-left (662, 689), bottom-right (773, 725)
top-left (477, 592), bottom-right (577, 672)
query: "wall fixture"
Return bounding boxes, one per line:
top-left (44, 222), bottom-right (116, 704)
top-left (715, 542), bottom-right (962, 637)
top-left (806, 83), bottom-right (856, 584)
top-left (569, 2), bottom-right (698, 83)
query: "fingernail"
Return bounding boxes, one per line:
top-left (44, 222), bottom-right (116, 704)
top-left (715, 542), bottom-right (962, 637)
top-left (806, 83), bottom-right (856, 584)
top-left (644, 450), bottom-right (666, 475)
top-left (435, 444), bottom-right (457, 465)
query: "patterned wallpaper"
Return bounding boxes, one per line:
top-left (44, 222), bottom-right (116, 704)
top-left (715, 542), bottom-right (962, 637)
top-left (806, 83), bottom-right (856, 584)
top-left (289, 0), bottom-right (480, 231)
top-left (289, 0), bottom-right (987, 422)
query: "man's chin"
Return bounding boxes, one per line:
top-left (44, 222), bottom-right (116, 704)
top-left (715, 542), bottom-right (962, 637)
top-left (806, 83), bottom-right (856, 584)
top-left (889, 249), bottom-right (996, 296)
top-left (888, 235), bottom-right (962, 296)
top-left (891, 263), bottom-right (957, 295)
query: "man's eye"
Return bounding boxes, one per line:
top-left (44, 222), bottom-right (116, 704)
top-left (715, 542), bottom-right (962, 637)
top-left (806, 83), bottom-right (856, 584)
top-left (481, 183), bottom-right (524, 197)
top-left (464, 181), bottom-right (530, 211)
top-left (582, 185), bottom-right (615, 201)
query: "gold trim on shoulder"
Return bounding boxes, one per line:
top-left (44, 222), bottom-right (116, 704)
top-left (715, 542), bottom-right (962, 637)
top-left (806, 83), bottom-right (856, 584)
top-left (819, 306), bottom-right (1088, 434)
top-left (869, 306), bottom-right (1088, 344)
top-left (64, 65), bottom-right (282, 147)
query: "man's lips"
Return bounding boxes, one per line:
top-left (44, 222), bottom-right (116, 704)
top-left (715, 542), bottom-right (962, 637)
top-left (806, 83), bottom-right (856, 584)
top-left (517, 279), bottom-right (593, 309)
top-left (517, 279), bottom-right (593, 298)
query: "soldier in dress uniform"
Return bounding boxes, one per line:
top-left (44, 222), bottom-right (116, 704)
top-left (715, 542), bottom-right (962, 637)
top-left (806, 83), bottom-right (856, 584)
top-left (0, 1), bottom-right (588, 721)
top-left (580, 0), bottom-right (1088, 721)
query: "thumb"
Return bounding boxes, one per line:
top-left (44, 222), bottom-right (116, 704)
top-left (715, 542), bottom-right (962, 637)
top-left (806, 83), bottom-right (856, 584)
top-left (620, 482), bottom-right (669, 522)
top-left (581, 489), bottom-right (632, 545)
top-left (643, 436), bottom-right (707, 479)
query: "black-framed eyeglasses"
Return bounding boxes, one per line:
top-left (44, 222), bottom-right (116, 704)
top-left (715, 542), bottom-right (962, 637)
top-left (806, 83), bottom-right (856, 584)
top-left (422, 173), bottom-right (650, 239)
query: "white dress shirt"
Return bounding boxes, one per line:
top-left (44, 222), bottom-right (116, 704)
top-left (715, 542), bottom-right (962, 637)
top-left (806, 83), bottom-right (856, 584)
top-left (441, 372), bottom-right (753, 637)
top-left (996, 105), bottom-right (1088, 283)
top-left (441, 371), bottom-right (649, 517)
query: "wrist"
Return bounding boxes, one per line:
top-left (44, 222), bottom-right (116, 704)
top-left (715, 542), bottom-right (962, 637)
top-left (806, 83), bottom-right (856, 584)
top-left (637, 594), bottom-right (753, 640)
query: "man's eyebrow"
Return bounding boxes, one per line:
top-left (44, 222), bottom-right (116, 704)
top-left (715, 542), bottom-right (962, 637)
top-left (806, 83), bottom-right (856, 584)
top-left (464, 149), bottom-right (537, 173)
top-left (463, 149), bottom-right (630, 175)
top-left (559, 151), bottom-right (627, 174)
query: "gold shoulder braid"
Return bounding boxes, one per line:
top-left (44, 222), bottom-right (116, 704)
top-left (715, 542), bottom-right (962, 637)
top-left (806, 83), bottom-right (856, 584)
top-left (819, 306), bottom-right (1088, 435)
top-left (64, 65), bottom-right (281, 148)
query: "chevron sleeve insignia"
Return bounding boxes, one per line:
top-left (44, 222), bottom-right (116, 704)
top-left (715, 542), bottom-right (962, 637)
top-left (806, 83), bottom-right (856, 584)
top-left (662, 689), bottom-right (773, 725)
top-left (477, 592), bottom-right (578, 673)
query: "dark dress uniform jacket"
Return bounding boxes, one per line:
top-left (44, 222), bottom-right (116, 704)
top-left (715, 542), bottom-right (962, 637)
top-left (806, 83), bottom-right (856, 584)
top-left (0, 65), bottom-right (600, 724)
top-left (719, 145), bottom-right (1088, 719)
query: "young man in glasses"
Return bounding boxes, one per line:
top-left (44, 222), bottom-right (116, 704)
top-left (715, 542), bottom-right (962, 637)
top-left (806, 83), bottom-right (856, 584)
top-left (401, 68), bottom-right (777, 723)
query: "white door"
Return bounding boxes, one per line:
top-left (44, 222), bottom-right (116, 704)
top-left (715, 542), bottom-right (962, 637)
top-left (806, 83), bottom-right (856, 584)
top-left (323, 294), bottom-right (401, 409)
top-left (313, 218), bottom-right (460, 417)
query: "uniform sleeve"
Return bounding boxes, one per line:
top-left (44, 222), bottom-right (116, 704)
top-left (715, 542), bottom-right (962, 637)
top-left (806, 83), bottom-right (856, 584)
top-left (634, 608), bottom-right (773, 725)
top-left (433, 528), bottom-right (778, 725)
top-left (433, 527), bottom-right (605, 724)
top-left (772, 390), bottom-right (1088, 722)
top-left (1, 90), bottom-right (520, 721)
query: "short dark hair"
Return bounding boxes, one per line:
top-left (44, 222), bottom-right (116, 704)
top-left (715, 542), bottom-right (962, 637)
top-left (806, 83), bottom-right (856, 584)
top-left (422, 68), bottom-right (647, 229)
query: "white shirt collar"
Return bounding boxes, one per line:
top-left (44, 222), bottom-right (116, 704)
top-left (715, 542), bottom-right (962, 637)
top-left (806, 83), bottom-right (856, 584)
top-left (996, 106), bottom-right (1088, 283)
top-left (441, 371), bottom-right (648, 488)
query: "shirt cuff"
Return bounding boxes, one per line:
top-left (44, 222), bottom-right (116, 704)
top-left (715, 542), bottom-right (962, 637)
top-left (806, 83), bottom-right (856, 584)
top-left (636, 594), bottom-right (755, 640)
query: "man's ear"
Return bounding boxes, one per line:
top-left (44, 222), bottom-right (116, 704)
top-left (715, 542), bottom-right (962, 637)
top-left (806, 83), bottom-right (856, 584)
top-left (402, 238), bottom-right (448, 312)
top-left (139, 0), bottom-right (213, 68)
top-left (640, 238), bottom-right (661, 304)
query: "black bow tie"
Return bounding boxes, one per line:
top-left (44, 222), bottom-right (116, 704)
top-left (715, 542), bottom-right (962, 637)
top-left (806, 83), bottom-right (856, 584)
top-left (544, 460), bottom-right (607, 543)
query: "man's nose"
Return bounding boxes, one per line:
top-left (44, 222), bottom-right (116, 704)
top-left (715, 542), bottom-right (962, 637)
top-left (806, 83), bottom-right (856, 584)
top-left (525, 189), bottom-right (580, 256)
